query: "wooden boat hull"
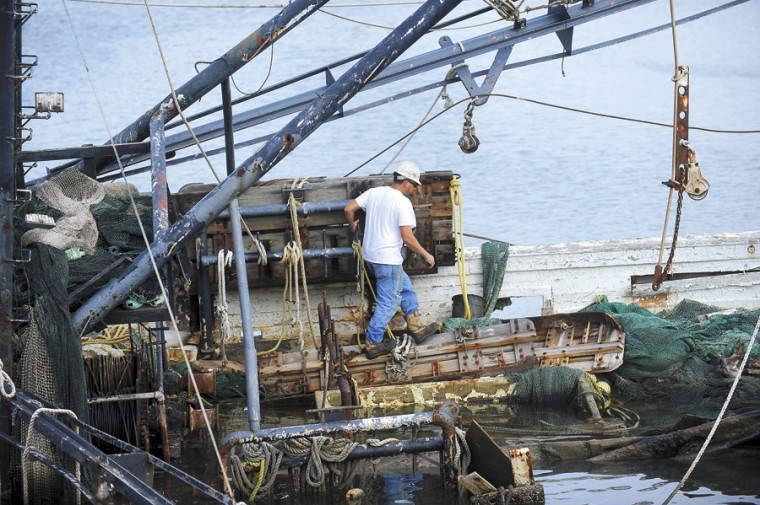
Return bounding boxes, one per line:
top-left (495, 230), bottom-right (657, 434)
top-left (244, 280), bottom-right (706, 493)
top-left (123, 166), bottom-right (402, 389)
top-left (257, 311), bottom-right (625, 400)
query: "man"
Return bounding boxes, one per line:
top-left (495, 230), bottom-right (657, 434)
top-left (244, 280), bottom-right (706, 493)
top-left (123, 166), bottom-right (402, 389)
top-left (344, 160), bottom-right (439, 359)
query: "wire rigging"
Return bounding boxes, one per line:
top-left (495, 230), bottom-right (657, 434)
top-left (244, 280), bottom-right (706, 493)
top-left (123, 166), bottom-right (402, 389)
top-left (60, 0), bottom-right (236, 499)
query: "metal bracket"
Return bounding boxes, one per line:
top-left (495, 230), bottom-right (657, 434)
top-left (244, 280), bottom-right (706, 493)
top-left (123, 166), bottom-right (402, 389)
top-left (8, 127), bottom-right (32, 145)
top-left (281, 185), bottom-right (312, 204)
top-left (439, 36), bottom-right (512, 106)
top-left (548, 1), bottom-right (574, 55)
top-left (673, 66), bottom-right (689, 188)
top-left (15, 2), bottom-right (38, 25)
top-left (325, 68), bottom-right (344, 118)
top-left (6, 188), bottom-right (32, 205)
top-left (7, 54), bottom-right (37, 82)
top-left (3, 249), bottom-right (32, 264)
top-left (9, 306), bottom-right (30, 324)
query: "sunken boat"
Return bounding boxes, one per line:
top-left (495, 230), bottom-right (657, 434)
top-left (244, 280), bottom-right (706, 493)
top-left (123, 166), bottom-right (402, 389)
top-left (1, 0), bottom-right (759, 504)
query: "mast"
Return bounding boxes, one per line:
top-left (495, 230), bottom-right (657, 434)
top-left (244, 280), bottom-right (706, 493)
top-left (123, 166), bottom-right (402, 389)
top-left (0, 0), bottom-right (17, 495)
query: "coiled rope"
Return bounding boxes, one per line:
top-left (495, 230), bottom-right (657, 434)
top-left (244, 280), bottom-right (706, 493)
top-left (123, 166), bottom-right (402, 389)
top-left (230, 441), bottom-right (283, 501)
top-left (230, 436), bottom-right (409, 498)
top-left (283, 436), bottom-right (358, 489)
top-left (449, 176), bottom-right (471, 319)
top-left (81, 324), bottom-right (131, 346)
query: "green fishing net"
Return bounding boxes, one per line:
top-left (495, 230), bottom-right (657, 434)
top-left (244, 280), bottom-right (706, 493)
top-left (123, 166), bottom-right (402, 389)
top-left (441, 241), bottom-right (510, 332)
top-left (583, 300), bottom-right (760, 416)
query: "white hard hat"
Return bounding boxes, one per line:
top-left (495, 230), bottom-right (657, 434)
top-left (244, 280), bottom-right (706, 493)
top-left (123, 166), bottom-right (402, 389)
top-left (394, 160), bottom-right (421, 186)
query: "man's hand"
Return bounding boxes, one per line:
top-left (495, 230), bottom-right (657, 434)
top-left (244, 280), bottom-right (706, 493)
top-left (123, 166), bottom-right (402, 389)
top-left (344, 200), bottom-right (361, 235)
top-left (422, 252), bottom-right (435, 269)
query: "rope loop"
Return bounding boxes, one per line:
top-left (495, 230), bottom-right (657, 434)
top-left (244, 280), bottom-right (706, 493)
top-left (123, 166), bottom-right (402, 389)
top-left (23, 408), bottom-right (81, 505)
top-left (0, 359), bottom-right (16, 399)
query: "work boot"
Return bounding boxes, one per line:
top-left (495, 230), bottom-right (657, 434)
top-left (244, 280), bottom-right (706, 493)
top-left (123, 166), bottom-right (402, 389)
top-left (364, 339), bottom-right (397, 360)
top-left (406, 311), bottom-right (439, 345)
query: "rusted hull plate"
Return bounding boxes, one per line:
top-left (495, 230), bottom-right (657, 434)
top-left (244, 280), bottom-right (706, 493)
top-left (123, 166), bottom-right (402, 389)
top-left (260, 312), bottom-right (625, 400)
top-left (317, 375), bottom-right (518, 409)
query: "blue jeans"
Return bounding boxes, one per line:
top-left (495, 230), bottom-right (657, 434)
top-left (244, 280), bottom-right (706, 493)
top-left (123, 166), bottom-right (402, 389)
top-left (365, 262), bottom-right (419, 345)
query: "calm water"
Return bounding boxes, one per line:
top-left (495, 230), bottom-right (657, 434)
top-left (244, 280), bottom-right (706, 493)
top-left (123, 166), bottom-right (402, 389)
top-left (166, 399), bottom-right (760, 504)
top-left (20, 0), bottom-right (760, 503)
top-left (22, 0), bottom-right (760, 247)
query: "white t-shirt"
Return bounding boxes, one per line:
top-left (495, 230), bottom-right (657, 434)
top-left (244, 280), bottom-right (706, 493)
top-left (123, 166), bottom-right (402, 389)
top-left (355, 186), bottom-right (416, 265)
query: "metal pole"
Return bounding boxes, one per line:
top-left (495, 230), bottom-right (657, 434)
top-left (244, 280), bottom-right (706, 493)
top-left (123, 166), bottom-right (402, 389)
top-left (222, 78), bottom-right (261, 430)
top-left (198, 231), bottom-right (215, 352)
top-left (10, 392), bottom-right (207, 505)
top-left (72, 0), bottom-right (464, 334)
top-left (0, 0), bottom-right (17, 496)
top-left (217, 198), bottom-right (352, 219)
top-left (149, 116), bottom-right (172, 462)
top-left (53, 0), bottom-right (330, 180)
top-left (222, 401), bottom-right (456, 447)
top-left (278, 436), bottom-right (445, 467)
top-left (200, 246), bottom-right (354, 266)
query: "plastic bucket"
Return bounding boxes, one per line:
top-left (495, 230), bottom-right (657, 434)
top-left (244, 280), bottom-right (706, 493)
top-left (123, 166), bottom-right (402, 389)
top-left (451, 294), bottom-right (486, 319)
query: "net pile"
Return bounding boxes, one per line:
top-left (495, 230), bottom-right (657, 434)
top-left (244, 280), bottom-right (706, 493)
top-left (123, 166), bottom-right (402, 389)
top-left (583, 300), bottom-right (760, 417)
top-left (11, 170), bottom-right (161, 502)
top-left (15, 170), bottom-right (158, 304)
top-left (20, 168), bottom-right (105, 254)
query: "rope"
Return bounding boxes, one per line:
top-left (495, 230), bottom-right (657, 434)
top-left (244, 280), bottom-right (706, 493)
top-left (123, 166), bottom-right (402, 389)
top-left (281, 436), bottom-right (358, 489)
top-left (216, 249), bottom-right (234, 365)
top-left (380, 65), bottom-right (462, 174)
top-left (230, 441), bottom-right (283, 499)
top-left (319, 7), bottom-right (501, 32)
top-left (661, 314), bottom-right (760, 505)
top-left (449, 177), bottom-right (471, 319)
top-left (23, 408), bottom-right (81, 505)
top-left (60, 0), bottom-right (233, 497)
top-left (0, 359), bottom-right (16, 399)
top-left (287, 179), bottom-right (320, 351)
top-left (654, 0), bottom-right (685, 274)
top-left (385, 334), bottom-right (417, 382)
top-left (451, 426), bottom-right (472, 495)
top-left (344, 89), bottom-right (760, 178)
top-left (71, 0), bottom-right (428, 7)
top-left (81, 324), bottom-right (131, 346)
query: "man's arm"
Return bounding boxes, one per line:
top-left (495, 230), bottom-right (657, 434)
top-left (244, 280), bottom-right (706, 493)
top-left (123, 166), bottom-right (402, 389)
top-left (400, 226), bottom-right (435, 269)
top-left (344, 200), bottom-right (361, 233)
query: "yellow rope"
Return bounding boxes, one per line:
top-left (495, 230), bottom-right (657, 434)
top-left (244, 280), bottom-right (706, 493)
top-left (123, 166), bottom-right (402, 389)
top-left (246, 459), bottom-right (266, 502)
top-left (351, 240), bottom-right (395, 344)
top-left (449, 177), bottom-right (471, 319)
top-left (81, 324), bottom-right (132, 346)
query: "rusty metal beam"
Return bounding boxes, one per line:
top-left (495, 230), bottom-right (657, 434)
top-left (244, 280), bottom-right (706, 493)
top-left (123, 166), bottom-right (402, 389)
top-left (72, 0), bottom-right (464, 335)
